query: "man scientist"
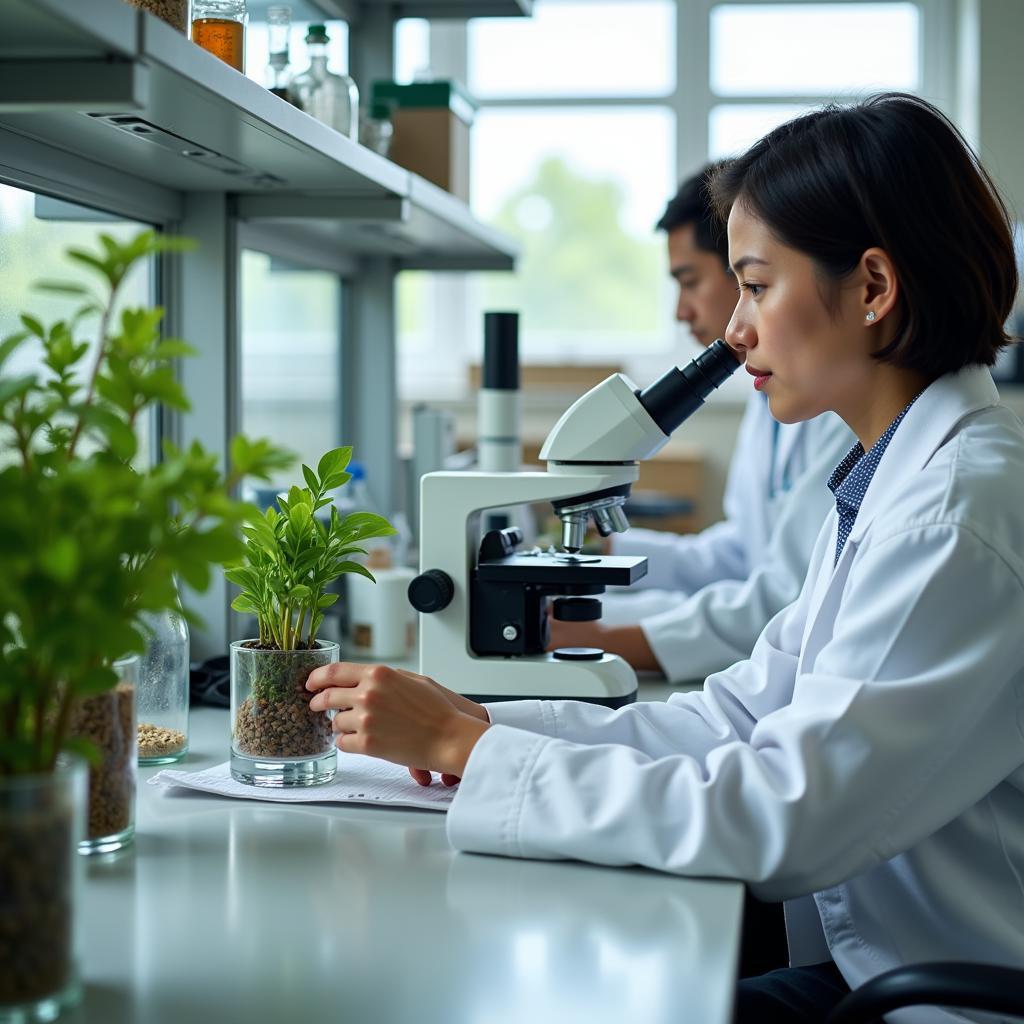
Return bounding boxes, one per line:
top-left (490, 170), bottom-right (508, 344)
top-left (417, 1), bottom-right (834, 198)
top-left (549, 163), bottom-right (855, 683)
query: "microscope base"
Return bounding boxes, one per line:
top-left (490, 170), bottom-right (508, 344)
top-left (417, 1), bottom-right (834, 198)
top-left (420, 650), bottom-right (638, 707)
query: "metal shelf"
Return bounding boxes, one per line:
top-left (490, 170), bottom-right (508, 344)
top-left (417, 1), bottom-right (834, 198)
top-left (237, 174), bottom-right (516, 270)
top-left (0, 0), bottom-right (518, 268)
top-left (277, 0), bottom-right (533, 19)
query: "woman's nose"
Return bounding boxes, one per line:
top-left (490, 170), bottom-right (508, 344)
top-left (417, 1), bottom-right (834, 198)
top-left (725, 315), bottom-right (755, 357)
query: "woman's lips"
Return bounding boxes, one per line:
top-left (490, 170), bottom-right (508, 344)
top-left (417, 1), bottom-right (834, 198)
top-left (746, 365), bottom-right (772, 391)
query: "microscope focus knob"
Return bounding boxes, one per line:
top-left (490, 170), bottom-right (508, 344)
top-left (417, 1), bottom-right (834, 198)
top-left (408, 569), bottom-right (455, 613)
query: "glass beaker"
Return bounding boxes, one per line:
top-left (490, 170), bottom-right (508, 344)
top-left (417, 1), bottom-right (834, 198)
top-left (230, 640), bottom-right (339, 787)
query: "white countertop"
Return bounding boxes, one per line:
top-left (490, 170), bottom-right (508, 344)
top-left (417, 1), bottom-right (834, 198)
top-left (68, 689), bottom-right (742, 1024)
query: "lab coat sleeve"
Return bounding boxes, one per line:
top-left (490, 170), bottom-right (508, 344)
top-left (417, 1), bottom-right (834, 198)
top-left (640, 423), bottom-right (849, 682)
top-left (448, 523), bottom-right (1024, 902)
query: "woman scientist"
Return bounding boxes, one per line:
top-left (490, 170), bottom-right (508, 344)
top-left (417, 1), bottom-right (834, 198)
top-left (307, 93), bottom-right (1023, 1021)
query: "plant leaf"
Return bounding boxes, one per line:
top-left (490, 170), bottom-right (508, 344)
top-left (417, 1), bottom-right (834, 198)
top-left (317, 447), bottom-right (352, 481)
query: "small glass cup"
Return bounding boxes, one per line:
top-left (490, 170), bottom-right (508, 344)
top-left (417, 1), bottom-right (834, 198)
top-left (230, 640), bottom-right (339, 787)
top-left (0, 756), bottom-right (86, 1021)
top-left (69, 655), bottom-right (138, 855)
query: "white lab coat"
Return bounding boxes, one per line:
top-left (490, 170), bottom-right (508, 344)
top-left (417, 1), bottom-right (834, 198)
top-left (449, 366), bottom-right (1024, 1024)
top-left (608, 398), bottom-right (855, 681)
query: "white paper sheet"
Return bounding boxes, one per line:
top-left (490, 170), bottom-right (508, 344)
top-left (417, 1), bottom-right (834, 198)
top-left (148, 753), bottom-right (455, 812)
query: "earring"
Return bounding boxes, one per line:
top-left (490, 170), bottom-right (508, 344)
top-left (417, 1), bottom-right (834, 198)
top-left (865, 311), bottom-right (877, 322)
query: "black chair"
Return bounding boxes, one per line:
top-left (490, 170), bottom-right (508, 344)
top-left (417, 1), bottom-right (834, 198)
top-left (825, 962), bottom-right (1024, 1024)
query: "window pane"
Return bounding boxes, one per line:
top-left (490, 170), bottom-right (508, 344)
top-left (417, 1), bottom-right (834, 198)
top-left (469, 1), bottom-right (675, 98)
top-left (397, 107), bottom-right (675, 401)
top-left (472, 106), bottom-right (673, 357)
top-left (710, 3), bottom-right (919, 97)
top-left (395, 19), bottom-right (430, 85)
top-left (709, 103), bottom-right (808, 158)
top-left (240, 251), bottom-right (340, 490)
top-left (0, 184), bottom-right (156, 467)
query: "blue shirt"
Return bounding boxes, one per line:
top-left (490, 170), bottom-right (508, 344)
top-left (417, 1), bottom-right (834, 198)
top-left (827, 396), bottom-right (921, 564)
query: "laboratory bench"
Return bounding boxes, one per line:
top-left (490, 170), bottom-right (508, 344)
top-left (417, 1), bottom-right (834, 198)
top-left (67, 683), bottom-right (743, 1024)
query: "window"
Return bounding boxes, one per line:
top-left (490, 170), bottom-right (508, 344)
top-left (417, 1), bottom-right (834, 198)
top-left (468, 105), bottom-right (673, 365)
top-left (397, 0), bottom-right (942, 405)
top-left (0, 183), bottom-right (157, 467)
top-left (239, 250), bottom-right (341, 492)
top-left (468, 1), bottom-right (675, 98)
top-left (709, 3), bottom-right (919, 97)
top-left (708, 2), bottom-right (922, 157)
top-left (398, 0), bottom-right (677, 401)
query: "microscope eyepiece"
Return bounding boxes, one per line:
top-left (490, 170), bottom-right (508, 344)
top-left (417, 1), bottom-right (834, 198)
top-left (637, 338), bottom-right (740, 436)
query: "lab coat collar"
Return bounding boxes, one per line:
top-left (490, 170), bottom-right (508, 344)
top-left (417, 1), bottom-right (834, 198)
top-left (844, 364), bottom-right (999, 549)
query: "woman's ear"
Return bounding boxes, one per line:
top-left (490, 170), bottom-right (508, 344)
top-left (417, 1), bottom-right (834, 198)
top-left (860, 247), bottom-right (899, 325)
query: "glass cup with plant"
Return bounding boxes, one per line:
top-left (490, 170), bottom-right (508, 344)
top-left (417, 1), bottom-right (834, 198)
top-left (227, 447), bottom-right (396, 787)
top-left (0, 230), bottom-right (291, 1018)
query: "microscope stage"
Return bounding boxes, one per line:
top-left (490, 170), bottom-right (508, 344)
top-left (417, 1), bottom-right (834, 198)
top-left (476, 553), bottom-right (648, 586)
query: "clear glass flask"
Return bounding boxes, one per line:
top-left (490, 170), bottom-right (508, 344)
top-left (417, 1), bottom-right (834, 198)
top-left (137, 604), bottom-right (190, 766)
top-left (265, 5), bottom-right (297, 104)
top-left (291, 23), bottom-right (359, 139)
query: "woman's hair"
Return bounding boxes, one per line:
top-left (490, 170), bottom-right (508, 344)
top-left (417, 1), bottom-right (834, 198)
top-left (711, 93), bottom-right (1019, 376)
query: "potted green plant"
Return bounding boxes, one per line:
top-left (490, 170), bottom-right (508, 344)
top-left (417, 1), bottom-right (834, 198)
top-left (227, 449), bottom-right (396, 787)
top-left (0, 230), bottom-right (290, 1020)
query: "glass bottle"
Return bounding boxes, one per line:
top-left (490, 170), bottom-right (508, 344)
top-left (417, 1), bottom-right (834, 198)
top-left (291, 23), bottom-right (359, 139)
top-left (137, 602), bottom-right (191, 766)
top-left (265, 4), bottom-right (297, 105)
top-left (361, 101), bottom-right (395, 157)
top-left (192, 0), bottom-right (247, 73)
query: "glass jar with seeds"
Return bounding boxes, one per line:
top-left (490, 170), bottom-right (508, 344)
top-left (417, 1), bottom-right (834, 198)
top-left (136, 605), bottom-right (190, 765)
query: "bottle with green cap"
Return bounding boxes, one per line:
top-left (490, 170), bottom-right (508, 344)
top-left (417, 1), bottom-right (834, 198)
top-left (292, 23), bottom-right (359, 139)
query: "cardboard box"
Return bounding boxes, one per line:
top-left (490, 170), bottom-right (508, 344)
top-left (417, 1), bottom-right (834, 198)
top-left (371, 81), bottom-right (476, 202)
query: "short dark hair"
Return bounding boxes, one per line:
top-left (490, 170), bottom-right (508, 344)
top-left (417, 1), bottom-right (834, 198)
top-left (657, 161), bottom-right (731, 269)
top-left (710, 93), bottom-right (1019, 377)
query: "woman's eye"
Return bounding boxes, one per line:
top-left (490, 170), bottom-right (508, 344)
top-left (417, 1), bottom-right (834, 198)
top-left (740, 282), bottom-right (764, 297)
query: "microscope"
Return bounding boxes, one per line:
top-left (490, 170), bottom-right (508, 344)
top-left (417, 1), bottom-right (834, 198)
top-left (408, 339), bottom-right (741, 706)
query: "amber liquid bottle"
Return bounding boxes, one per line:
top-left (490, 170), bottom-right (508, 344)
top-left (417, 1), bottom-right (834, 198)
top-left (191, 0), bottom-right (246, 72)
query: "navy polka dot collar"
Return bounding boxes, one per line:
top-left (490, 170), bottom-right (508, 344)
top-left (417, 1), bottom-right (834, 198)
top-left (827, 394), bottom-right (923, 564)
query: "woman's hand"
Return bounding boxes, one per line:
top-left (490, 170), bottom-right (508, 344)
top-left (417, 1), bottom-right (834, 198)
top-left (305, 663), bottom-right (489, 781)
